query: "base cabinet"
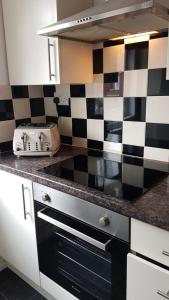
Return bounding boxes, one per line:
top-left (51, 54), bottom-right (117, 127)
top-left (127, 254), bottom-right (169, 300)
top-left (0, 170), bottom-right (40, 286)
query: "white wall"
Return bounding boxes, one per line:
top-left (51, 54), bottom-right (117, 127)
top-left (0, 0), bottom-right (9, 85)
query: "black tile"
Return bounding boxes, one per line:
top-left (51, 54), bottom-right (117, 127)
top-left (70, 85), bottom-right (85, 98)
top-left (104, 39), bottom-right (124, 47)
top-left (30, 98), bottom-right (45, 117)
top-left (123, 145), bottom-right (144, 157)
top-left (61, 135), bottom-right (72, 145)
top-left (125, 42), bottom-right (148, 70)
top-left (87, 98), bottom-right (103, 119)
top-left (0, 272), bottom-right (36, 300)
top-left (150, 31), bottom-right (168, 40)
top-left (88, 174), bottom-right (104, 191)
top-left (93, 49), bottom-right (103, 74)
top-left (144, 168), bottom-right (167, 188)
top-left (15, 118), bottom-right (31, 127)
top-left (43, 85), bottom-right (56, 97)
top-left (123, 97), bottom-right (146, 122)
top-left (0, 100), bottom-right (14, 121)
top-left (0, 141), bottom-right (13, 153)
top-left (46, 116), bottom-right (58, 124)
top-left (72, 118), bottom-right (87, 138)
top-left (12, 86), bottom-right (29, 98)
top-left (0, 268), bottom-right (14, 286)
top-left (104, 72), bottom-right (124, 97)
top-left (148, 68), bottom-right (169, 96)
top-left (88, 139), bottom-right (103, 151)
top-left (122, 184), bottom-right (143, 200)
top-left (57, 99), bottom-right (71, 117)
top-left (146, 123), bottom-right (169, 149)
top-left (30, 294), bottom-right (46, 300)
top-left (104, 121), bottom-right (122, 143)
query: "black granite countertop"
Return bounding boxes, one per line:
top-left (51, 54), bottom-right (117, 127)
top-left (0, 145), bottom-right (169, 231)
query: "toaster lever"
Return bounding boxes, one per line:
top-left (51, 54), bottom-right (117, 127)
top-left (21, 133), bottom-right (27, 151)
top-left (39, 132), bottom-right (44, 151)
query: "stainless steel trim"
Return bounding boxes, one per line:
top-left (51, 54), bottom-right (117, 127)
top-left (33, 182), bottom-right (129, 242)
top-left (157, 290), bottom-right (169, 299)
top-left (162, 250), bottom-right (169, 257)
top-left (37, 208), bottom-right (112, 251)
top-left (48, 39), bottom-right (55, 81)
top-left (21, 185), bottom-right (31, 220)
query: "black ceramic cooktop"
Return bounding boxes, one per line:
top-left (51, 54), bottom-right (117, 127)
top-left (38, 150), bottom-right (168, 201)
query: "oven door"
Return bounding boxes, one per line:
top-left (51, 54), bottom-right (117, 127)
top-left (35, 201), bottom-right (129, 300)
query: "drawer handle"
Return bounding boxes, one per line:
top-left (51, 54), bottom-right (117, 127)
top-left (157, 290), bottom-right (169, 299)
top-left (162, 250), bottom-right (169, 257)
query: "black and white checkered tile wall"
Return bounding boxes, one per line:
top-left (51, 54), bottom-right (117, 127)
top-left (0, 33), bottom-right (169, 162)
top-left (0, 85), bottom-right (56, 152)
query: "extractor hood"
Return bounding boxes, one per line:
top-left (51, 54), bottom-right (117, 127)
top-left (37, 0), bottom-right (169, 43)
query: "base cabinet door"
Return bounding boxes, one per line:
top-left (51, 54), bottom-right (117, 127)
top-left (127, 254), bottom-right (169, 300)
top-left (0, 170), bottom-right (40, 286)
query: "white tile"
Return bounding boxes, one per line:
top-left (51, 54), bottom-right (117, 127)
top-left (93, 74), bottom-right (103, 83)
top-left (144, 159), bottom-right (169, 172)
top-left (146, 96), bottom-right (169, 123)
top-left (31, 116), bottom-right (46, 123)
top-left (104, 45), bottom-right (125, 73)
top-left (122, 164), bottom-right (144, 187)
top-left (0, 120), bottom-right (15, 142)
top-left (13, 99), bottom-right (31, 119)
top-left (87, 119), bottom-right (104, 141)
top-left (124, 70), bottom-right (148, 97)
top-left (144, 147), bottom-right (169, 162)
top-left (0, 86), bottom-right (12, 100)
top-left (55, 84), bottom-right (70, 98)
top-left (72, 137), bottom-right (87, 148)
top-left (104, 97), bottom-right (123, 121)
top-left (123, 121), bottom-right (146, 146)
top-left (86, 83), bottom-right (103, 98)
top-left (58, 117), bottom-right (72, 136)
top-left (44, 97), bottom-right (58, 117)
top-left (71, 98), bottom-right (87, 119)
top-left (28, 86), bottom-right (43, 98)
top-left (148, 37), bottom-right (168, 69)
top-left (103, 141), bottom-right (122, 154)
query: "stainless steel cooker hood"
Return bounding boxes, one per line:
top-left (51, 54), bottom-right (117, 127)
top-left (37, 0), bottom-right (169, 43)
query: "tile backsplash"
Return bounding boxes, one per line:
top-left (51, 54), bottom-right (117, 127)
top-left (0, 33), bottom-right (169, 162)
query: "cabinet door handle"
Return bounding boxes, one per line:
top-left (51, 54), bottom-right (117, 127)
top-left (21, 184), bottom-right (31, 220)
top-left (157, 290), bottom-right (169, 299)
top-left (162, 250), bottom-right (169, 257)
top-left (48, 38), bottom-right (55, 81)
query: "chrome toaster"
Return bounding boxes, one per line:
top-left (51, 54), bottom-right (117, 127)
top-left (13, 123), bottom-right (60, 157)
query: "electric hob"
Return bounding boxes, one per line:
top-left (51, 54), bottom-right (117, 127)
top-left (38, 150), bottom-right (168, 201)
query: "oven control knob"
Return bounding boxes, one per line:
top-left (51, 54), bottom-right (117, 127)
top-left (42, 193), bottom-right (51, 202)
top-left (99, 216), bottom-right (110, 227)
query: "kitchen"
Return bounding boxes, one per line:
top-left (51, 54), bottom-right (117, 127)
top-left (0, 0), bottom-right (169, 299)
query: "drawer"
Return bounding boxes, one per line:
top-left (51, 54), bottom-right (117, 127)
top-left (131, 218), bottom-right (169, 267)
top-left (127, 254), bottom-right (169, 300)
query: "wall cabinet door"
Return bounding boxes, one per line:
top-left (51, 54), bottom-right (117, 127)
top-left (2, 0), bottom-right (57, 85)
top-left (127, 254), bottom-right (169, 300)
top-left (0, 0), bottom-right (9, 85)
top-left (0, 170), bottom-right (40, 286)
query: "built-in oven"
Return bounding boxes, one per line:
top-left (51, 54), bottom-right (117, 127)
top-left (33, 182), bottom-right (129, 300)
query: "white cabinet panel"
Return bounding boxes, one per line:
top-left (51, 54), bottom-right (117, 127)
top-left (0, 170), bottom-right (40, 285)
top-left (131, 218), bottom-right (169, 267)
top-left (2, 0), bottom-right (57, 85)
top-left (127, 254), bottom-right (169, 300)
top-left (0, 0), bottom-right (9, 85)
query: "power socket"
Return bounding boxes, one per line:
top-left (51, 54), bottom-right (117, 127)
top-left (58, 97), bottom-right (70, 106)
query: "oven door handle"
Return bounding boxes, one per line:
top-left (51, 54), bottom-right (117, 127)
top-left (37, 208), bottom-right (112, 252)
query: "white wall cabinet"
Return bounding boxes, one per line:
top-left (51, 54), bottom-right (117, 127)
top-left (0, 170), bottom-right (40, 286)
top-left (2, 0), bottom-right (93, 85)
top-left (127, 254), bottom-right (169, 300)
top-left (0, 0), bottom-right (9, 85)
